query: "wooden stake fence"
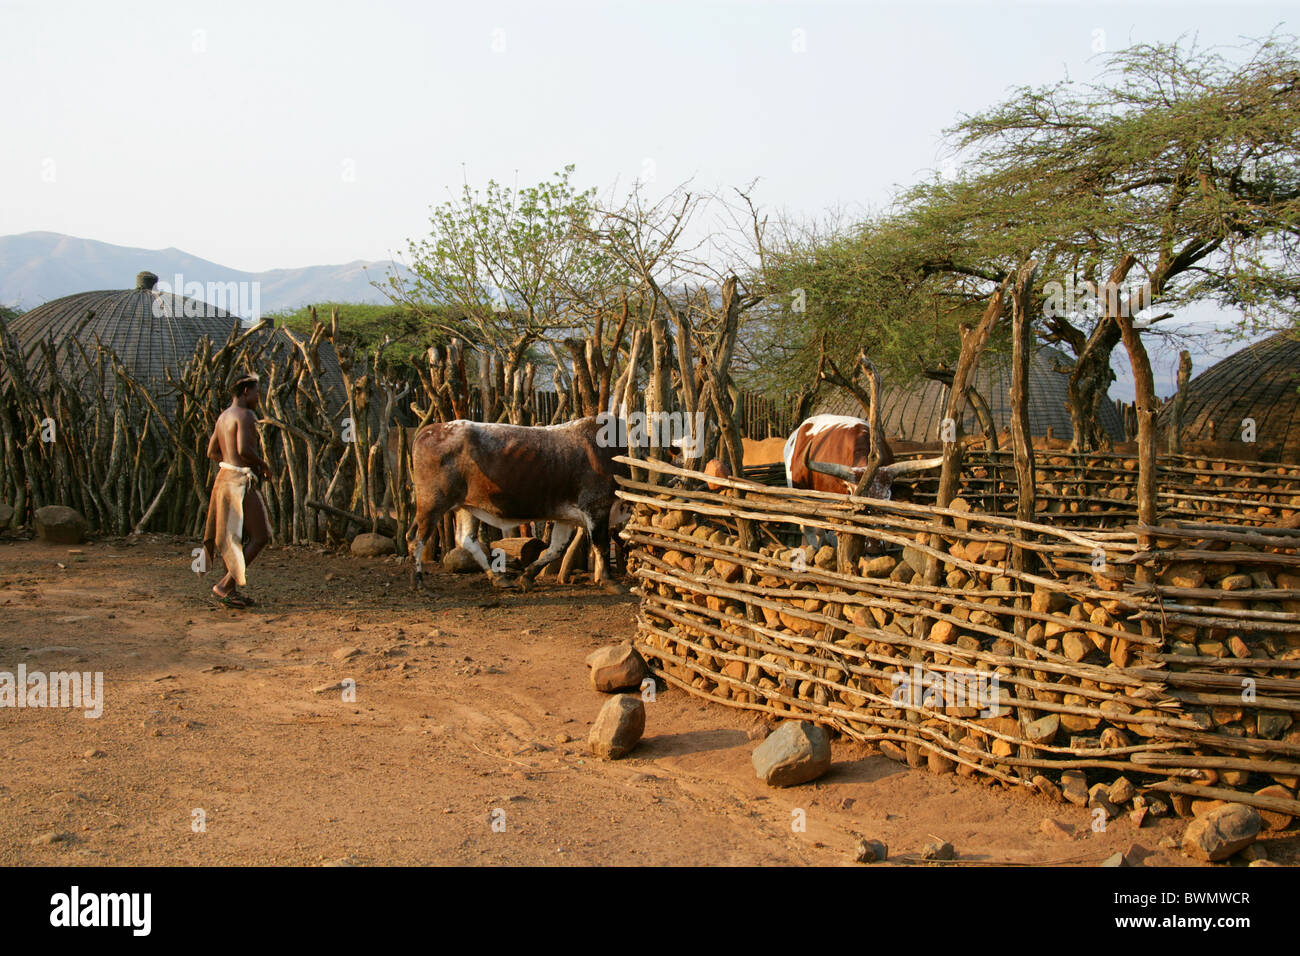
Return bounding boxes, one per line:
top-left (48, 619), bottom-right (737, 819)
top-left (616, 454), bottom-right (1300, 820)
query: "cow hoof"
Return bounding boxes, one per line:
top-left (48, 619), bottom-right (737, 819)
top-left (411, 570), bottom-right (424, 591)
top-left (488, 573), bottom-right (516, 590)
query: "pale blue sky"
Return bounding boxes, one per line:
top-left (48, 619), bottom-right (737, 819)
top-left (1, 0), bottom-right (1295, 395)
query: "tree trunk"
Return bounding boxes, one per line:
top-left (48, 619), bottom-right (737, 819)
top-left (1009, 259), bottom-right (1040, 780)
top-left (1168, 349), bottom-right (1192, 455)
top-left (1066, 255), bottom-right (1137, 451)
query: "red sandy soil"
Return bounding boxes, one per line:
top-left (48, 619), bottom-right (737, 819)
top-left (0, 535), bottom-right (1292, 867)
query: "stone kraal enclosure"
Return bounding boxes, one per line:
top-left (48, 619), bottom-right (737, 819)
top-left (617, 454), bottom-right (1300, 819)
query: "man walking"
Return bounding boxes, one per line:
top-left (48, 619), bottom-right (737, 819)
top-left (203, 372), bottom-right (272, 608)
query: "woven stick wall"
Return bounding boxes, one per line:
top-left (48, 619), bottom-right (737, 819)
top-left (617, 455), bottom-right (1300, 821)
top-left (897, 448), bottom-right (1300, 529)
top-left (0, 318), bottom-right (407, 548)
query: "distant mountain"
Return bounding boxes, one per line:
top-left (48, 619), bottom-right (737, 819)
top-left (0, 232), bottom-right (411, 318)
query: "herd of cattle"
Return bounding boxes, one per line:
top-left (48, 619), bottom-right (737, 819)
top-left (405, 412), bottom-right (944, 591)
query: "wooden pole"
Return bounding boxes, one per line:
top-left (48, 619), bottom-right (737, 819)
top-left (1168, 349), bottom-right (1192, 455)
top-left (1009, 258), bottom-right (1040, 779)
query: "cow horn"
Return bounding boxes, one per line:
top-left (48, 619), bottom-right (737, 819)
top-left (880, 456), bottom-right (945, 479)
top-left (806, 458), bottom-right (860, 482)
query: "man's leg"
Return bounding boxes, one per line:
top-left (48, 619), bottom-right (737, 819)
top-left (214, 486), bottom-right (268, 600)
top-left (241, 487), bottom-right (271, 573)
top-left (215, 571), bottom-right (235, 597)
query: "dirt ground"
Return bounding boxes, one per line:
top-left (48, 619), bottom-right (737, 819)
top-left (0, 535), bottom-right (1292, 867)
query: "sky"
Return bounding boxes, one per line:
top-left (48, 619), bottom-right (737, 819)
top-left (1, 0), bottom-right (1296, 397)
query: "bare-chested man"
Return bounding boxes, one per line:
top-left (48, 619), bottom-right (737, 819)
top-left (202, 373), bottom-right (273, 608)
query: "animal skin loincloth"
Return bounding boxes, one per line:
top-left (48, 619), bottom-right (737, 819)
top-left (202, 462), bottom-right (260, 587)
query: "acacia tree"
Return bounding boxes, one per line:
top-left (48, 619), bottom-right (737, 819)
top-left (760, 35), bottom-right (1300, 450)
top-left (384, 165), bottom-right (609, 423)
top-left (751, 198), bottom-right (994, 412)
top-left (947, 34), bottom-right (1300, 448)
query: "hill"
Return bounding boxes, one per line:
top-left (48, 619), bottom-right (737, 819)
top-left (0, 231), bottom-right (411, 317)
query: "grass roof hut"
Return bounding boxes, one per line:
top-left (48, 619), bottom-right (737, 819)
top-left (1, 271), bottom-right (346, 419)
top-left (1158, 331), bottom-right (1300, 463)
top-left (2, 271), bottom-right (242, 414)
top-left (0, 271), bottom-right (357, 538)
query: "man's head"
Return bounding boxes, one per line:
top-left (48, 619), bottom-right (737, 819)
top-left (233, 373), bottom-right (261, 409)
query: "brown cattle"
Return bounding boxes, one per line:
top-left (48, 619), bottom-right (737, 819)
top-left (409, 416), bottom-right (629, 591)
top-left (784, 414), bottom-right (943, 549)
top-left (784, 415), bottom-right (943, 497)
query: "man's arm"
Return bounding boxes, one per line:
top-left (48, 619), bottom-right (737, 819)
top-left (206, 427), bottom-right (222, 462)
top-left (235, 410), bottom-right (272, 479)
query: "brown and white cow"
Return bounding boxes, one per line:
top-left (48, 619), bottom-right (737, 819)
top-left (783, 415), bottom-right (944, 496)
top-left (409, 416), bottom-right (629, 591)
top-left (783, 414), bottom-right (943, 548)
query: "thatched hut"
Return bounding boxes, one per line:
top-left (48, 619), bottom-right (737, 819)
top-left (816, 345), bottom-right (1126, 445)
top-left (1, 271), bottom-right (346, 419)
top-left (2, 271), bottom-right (237, 409)
top-left (1158, 331), bottom-right (1300, 462)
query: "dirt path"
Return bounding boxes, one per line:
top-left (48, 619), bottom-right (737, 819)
top-left (0, 536), bottom-right (1268, 866)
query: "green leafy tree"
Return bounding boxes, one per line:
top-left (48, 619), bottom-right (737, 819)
top-left (760, 34), bottom-right (1300, 449)
top-left (383, 165), bottom-right (618, 421)
top-left (271, 301), bottom-right (456, 376)
top-left (948, 34), bottom-right (1300, 446)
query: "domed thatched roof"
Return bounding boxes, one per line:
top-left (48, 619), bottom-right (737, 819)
top-left (2, 271), bottom-right (240, 406)
top-left (816, 345), bottom-right (1126, 443)
top-left (1158, 331), bottom-right (1300, 462)
top-left (1, 271), bottom-right (349, 421)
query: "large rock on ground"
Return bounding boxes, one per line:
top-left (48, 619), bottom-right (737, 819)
top-left (34, 505), bottom-right (87, 544)
top-left (585, 643), bottom-right (648, 693)
top-left (350, 532), bottom-right (395, 557)
top-left (752, 720), bottom-right (832, 787)
top-left (443, 546), bottom-right (480, 573)
top-left (853, 837), bottom-right (888, 863)
top-left (1060, 769), bottom-right (1089, 806)
top-left (588, 695), bottom-right (645, 759)
top-left (0, 502), bottom-right (14, 530)
top-left (1181, 803), bottom-right (1261, 861)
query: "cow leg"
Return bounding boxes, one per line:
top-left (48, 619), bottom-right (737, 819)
top-left (412, 496), bottom-right (449, 591)
top-left (612, 533), bottom-right (628, 576)
top-left (412, 525), bottom-right (428, 589)
top-left (412, 490), bottom-right (457, 591)
top-left (518, 521), bottom-right (574, 588)
top-left (585, 512), bottom-right (626, 594)
top-left (455, 510), bottom-right (512, 588)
